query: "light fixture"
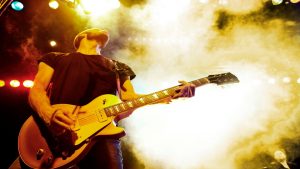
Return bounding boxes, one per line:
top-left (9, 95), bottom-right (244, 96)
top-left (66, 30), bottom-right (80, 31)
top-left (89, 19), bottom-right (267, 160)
top-left (290, 0), bottom-right (300, 3)
top-left (49, 0), bottom-right (59, 9)
top-left (23, 80), bottom-right (34, 88)
top-left (272, 0), bottom-right (283, 5)
top-left (11, 1), bottom-right (24, 11)
top-left (0, 80), bottom-right (5, 87)
top-left (10, 80), bottom-right (20, 87)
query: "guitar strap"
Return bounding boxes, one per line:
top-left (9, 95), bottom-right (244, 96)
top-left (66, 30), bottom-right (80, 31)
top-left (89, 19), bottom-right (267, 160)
top-left (113, 60), bottom-right (122, 99)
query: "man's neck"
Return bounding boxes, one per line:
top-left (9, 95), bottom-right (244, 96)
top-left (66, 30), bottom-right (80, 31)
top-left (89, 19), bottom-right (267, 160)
top-left (76, 48), bottom-right (100, 55)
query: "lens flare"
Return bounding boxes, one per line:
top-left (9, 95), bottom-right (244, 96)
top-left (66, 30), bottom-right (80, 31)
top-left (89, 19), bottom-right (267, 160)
top-left (49, 0), bottom-right (59, 9)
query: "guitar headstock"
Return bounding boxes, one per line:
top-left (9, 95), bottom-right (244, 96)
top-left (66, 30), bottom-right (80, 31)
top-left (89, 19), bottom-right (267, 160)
top-left (207, 72), bottom-right (239, 85)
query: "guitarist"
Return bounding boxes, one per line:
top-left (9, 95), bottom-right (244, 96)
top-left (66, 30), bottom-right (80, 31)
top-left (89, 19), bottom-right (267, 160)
top-left (10, 28), bottom-right (195, 169)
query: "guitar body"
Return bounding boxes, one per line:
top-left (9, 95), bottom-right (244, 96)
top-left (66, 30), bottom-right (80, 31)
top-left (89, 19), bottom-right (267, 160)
top-left (18, 94), bottom-right (127, 169)
top-left (18, 72), bottom-right (239, 169)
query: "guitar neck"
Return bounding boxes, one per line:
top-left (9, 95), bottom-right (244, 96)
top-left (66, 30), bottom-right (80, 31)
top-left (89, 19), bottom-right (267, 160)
top-left (104, 77), bottom-right (210, 117)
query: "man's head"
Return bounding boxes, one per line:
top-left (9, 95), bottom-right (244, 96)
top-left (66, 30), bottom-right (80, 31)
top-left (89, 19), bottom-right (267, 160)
top-left (73, 28), bottom-right (109, 50)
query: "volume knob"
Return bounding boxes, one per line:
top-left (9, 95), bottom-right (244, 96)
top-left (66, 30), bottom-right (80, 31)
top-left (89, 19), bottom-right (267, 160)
top-left (36, 148), bottom-right (45, 160)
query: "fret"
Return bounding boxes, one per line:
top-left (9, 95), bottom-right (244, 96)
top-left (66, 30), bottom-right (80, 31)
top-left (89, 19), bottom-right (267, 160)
top-left (162, 90), bottom-right (169, 95)
top-left (138, 98), bottom-right (145, 104)
top-left (115, 105), bottom-right (121, 112)
top-left (123, 102), bottom-right (130, 110)
top-left (109, 107), bottom-right (115, 115)
top-left (146, 95), bottom-right (155, 102)
top-left (167, 88), bottom-right (176, 95)
top-left (191, 78), bottom-right (209, 87)
top-left (152, 93), bottom-right (159, 99)
top-left (127, 101), bottom-right (133, 108)
top-left (194, 80), bottom-right (201, 86)
top-left (134, 99), bottom-right (141, 106)
top-left (113, 106), bottom-right (119, 113)
top-left (104, 108), bottom-right (111, 116)
top-left (119, 103), bottom-right (126, 111)
top-left (157, 91), bottom-right (165, 98)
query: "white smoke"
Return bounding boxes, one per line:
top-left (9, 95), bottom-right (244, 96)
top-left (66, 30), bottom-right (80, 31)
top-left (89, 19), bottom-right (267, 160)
top-left (87, 0), bottom-right (300, 168)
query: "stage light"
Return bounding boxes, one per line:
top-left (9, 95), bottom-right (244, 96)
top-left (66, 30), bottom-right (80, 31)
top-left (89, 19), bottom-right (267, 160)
top-left (290, 0), bottom-right (300, 3)
top-left (79, 0), bottom-right (120, 16)
top-left (50, 40), bottom-right (57, 47)
top-left (10, 80), bottom-right (20, 88)
top-left (49, 0), bottom-right (59, 9)
top-left (0, 80), bottom-right (5, 87)
top-left (11, 1), bottom-right (24, 11)
top-left (23, 80), bottom-right (34, 88)
top-left (297, 78), bottom-right (300, 84)
top-left (272, 0), bottom-right (283, 5)
top-left (282, 77), bottom-right (291, 83)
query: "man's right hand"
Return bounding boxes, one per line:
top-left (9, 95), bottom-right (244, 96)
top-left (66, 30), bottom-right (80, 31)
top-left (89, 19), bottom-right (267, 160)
top-left (50, 109), bottom-right (76, 132)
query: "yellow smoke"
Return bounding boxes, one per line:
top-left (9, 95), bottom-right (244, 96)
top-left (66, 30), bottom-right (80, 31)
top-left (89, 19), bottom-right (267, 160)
top-left (86, 0), bottom-right (300, 168)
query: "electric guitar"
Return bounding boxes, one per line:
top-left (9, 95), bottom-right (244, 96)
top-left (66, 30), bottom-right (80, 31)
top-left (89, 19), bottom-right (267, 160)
top-left (18, 72), bottom-right (239, 169)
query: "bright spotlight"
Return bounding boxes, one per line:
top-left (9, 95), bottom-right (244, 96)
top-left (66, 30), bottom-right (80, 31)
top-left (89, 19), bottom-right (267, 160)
top-left (10, 80), bottom-right (20, 88)
top-left (49, 40), bottom-right (57, 47)
top-left (272, 0), bottom-right (283, 5)
top-left (297, 78), bottom-right (300, 84)
top-left (49, 0), bottom-right (59, 9)
top-left (11, 1), bottom-right (24, 11)
top-left (79, 0), bottom-right (120, 16)
top-left (0, 80), bottom-right (5, 87)
top-left (290, 0), bottom-right (300, 3)
top-left (282, 77), bottom-right (291, 83)
top-left (23, 80), bottom-right (34, 88)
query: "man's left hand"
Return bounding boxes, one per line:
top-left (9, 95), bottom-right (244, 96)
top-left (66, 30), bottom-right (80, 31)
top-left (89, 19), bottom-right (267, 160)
top-left (172, 80), bottom-right (196, 99)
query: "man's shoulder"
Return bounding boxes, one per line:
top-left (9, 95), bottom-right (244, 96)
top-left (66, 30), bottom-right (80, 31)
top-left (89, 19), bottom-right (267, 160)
top-left (39, 52), bottom-right (69, 59)
top-left (38, 52), bottom-right (69, 65)
top-left (44, 52), bottom-right (69, 56)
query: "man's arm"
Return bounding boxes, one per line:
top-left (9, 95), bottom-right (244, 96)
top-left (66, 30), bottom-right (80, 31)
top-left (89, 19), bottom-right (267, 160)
top-left (119, 77), bottom-right (195, 101)
top-left (29, 62), bottom-right (56, 125)
top-left (29, 62), bottom-right (74, 129)
top-left (119, 77), bottom-right (141, 101)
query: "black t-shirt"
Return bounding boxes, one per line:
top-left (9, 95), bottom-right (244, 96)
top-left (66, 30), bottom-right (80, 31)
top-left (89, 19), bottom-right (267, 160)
top-left (39, 52), bottom-right (135, 106)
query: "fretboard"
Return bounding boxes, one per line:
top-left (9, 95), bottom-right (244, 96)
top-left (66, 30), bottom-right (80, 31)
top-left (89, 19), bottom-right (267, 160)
top-left (104, 77), bottom-right (210, 117)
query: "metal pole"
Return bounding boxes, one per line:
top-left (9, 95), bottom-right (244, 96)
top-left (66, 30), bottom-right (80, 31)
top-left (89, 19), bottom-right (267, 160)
top-left (0, 0), bottom-right (13, 17)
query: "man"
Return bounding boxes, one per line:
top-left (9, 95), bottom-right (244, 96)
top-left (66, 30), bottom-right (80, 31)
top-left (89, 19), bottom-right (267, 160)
top-left (10, 28), bottom-right (195, 169)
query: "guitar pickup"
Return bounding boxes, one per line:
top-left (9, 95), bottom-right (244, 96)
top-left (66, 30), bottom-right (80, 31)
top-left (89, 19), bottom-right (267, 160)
top-left (97, 110), bottom-right (108, 122)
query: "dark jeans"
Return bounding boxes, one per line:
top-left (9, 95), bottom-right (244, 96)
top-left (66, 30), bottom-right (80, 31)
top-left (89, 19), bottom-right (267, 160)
top-left (9, 138), bottom-right (123, 169)
top-left (78, 138), bottom-right (123, 169)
